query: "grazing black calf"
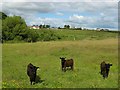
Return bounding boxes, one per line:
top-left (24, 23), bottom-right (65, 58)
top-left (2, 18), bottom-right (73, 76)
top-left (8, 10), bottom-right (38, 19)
top-left (100, 61), bottom-right (112, 79)
top-left (27, 63), bottom-right (39, 85)
top-left (60, 57), bottom-right (74, 72)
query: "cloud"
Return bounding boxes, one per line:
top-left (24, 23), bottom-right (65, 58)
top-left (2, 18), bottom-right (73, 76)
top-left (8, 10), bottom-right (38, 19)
top-left (0, 3), bottom-right (2, 11)
top-left (2, 2), bottom-right (117, 15)
top-left (3, 0), bottom-right (119, 2)
top-left (2, 2), bottom-right (118, 30)
top-left (69, 14), bottom-right (84, 21)
top-left (28, 17), bottom-right (64, 28)
top-left (56, 12), bottom-right (64, 16)
top-left (67, 14), bottom-right (117, 29)
top-left (3, 2), bottom-right (56, 14)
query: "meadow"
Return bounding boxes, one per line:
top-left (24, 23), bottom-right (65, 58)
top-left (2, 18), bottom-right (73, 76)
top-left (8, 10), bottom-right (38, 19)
top-left (2, 30), bottom-right (118, 88)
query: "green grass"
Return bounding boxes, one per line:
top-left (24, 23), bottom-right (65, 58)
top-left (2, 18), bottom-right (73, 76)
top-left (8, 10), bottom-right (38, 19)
top-left (2, 38), bottom-right (118, 88)
top-left (38, 29), bottom-right (118, 41)
top-left (4, 29), bottom-right (118, 43)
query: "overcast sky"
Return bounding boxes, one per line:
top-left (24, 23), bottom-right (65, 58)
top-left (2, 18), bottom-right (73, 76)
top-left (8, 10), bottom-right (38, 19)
top-left (1, 0), bottom-right (119, 30)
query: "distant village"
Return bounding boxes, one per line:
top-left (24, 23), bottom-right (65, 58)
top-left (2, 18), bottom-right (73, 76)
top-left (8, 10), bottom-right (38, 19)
top-left (28, 24), bottom-right (110, 31)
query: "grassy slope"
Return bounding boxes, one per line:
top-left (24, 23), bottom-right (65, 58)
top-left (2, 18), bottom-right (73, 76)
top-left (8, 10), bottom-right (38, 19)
top-left (2, 38), bottom-right (118, 88)
top-left (39, 29), bottom-right (118, 41)
top-left (4, 29), bottom-right (118, 43)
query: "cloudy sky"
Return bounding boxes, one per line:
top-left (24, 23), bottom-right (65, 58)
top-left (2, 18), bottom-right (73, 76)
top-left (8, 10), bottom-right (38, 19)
top-left (1, 0), bottom-right (119, 30)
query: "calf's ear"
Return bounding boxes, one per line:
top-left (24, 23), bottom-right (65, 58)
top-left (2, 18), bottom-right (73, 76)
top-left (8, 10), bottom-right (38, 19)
top-left (37, 67), bottom-right (40, 70)
top-left (108, 63), bottom-right (112, 66)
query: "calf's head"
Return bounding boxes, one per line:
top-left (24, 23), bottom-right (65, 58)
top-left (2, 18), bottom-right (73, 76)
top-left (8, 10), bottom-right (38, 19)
top-left (60, 57), bottom-right (66, 62)
top-left (105, 63), bottom-right (112, 69)
top-left (33, 66), bottom-right (39, 73)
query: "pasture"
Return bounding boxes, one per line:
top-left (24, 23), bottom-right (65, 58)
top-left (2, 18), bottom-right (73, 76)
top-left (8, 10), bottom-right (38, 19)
top-left (2, 37), bottom-right (118, 88)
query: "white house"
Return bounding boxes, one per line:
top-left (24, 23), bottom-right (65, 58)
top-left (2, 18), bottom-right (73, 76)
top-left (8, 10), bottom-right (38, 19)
top-left (30, 26), bottom-right (40, 29)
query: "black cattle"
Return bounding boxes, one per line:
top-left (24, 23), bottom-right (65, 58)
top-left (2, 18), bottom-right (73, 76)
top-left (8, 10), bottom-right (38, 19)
top-left (100, 61), bottom-right (112, 79)
top-left (60, 57), bottom-right (74, 72)
top-left (27, 63), bottom-right (39, 85)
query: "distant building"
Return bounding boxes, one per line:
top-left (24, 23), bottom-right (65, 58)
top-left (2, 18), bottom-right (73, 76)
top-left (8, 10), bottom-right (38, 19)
top-left (29, 25), bottom-right (40, 29)
top-left (96, 28), bottom-right (101, 31)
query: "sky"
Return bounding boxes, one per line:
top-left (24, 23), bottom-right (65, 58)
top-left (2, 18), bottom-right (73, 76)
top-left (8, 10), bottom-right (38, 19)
top-left (1, 0), bottom-right (119, 30)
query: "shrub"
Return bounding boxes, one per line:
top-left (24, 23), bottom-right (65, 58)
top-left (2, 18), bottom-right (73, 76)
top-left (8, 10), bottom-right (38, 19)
top-left (38, 30), bottom-right (61, 41)
top-left (23, 29), bottom-right (39, 42)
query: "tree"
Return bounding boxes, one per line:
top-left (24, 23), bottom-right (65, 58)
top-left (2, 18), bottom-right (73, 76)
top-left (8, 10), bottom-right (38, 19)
top-left (2, 15), bottom-right (27, 41)
top-left (64, 25), bottom-right (70, 29)
top-left (58, 27), bottom-right (61, 29)
top-left (39, 24), bottom-right (43, 28)
top-left (64, 25), bottom-right (67, 28)
top-left (43, 24), bottom-right (46, 28)
top-left (2, 15), bottom-right (39, 43)
top-left (46, 25), bottom-right (50, 28)
top-left (0, 12), bottom-right (7, 20)
top-left (66, 25), bottom-right (70, 29)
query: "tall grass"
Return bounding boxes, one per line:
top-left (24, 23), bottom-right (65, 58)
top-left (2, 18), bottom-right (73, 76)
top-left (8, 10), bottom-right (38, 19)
top-left (2, 38), bottom-right (118, 88)
top-left (28, 29), bottom-right (118, 41)
top-left (4, 29), bottom-right (118, 43)
top-left (45, 29), bottom-right (118, 41)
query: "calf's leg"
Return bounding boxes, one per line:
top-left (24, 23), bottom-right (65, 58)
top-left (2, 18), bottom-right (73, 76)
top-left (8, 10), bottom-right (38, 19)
top-left (71, 65), bottom-right (73, 70)
top-left (106, 69), bottom-right (109, 78)
top-left (30, 79), bottom-right (32, 85)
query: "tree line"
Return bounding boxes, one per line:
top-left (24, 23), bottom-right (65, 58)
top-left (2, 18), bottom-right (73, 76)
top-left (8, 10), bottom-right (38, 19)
top-left (1, 12), bottom-right (61, 43)
top-left (31, 24), bottom-right (70, 29)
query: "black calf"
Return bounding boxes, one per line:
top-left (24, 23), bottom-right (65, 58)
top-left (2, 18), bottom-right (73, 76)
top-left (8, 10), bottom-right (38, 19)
top-left (27, 63), bottom-right (39, 85)
top-left (100, 61), bottom-right (112, 79)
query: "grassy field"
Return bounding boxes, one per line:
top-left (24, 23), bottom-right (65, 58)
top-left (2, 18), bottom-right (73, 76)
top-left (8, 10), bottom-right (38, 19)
top-left (4, 29), bottom-right (118, 44)
top-left (37, 29), bottom-right (118, 41)
top-left (2, 37), bottom-right (118, 88)
top-left (53, 29), bottom-right (118, 40)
